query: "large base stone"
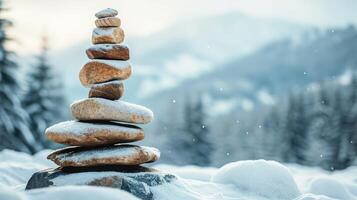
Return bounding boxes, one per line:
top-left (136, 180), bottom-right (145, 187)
top-left (26, 165), bottom-right (177, 200)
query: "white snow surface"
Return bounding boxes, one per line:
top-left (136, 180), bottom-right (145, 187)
top-left (1, 149), bottom-right (357, 200)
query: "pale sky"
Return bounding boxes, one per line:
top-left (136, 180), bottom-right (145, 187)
top-left (4, 0), bottom-right (357, 55)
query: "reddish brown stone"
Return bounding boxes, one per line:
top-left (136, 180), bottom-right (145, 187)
top-left (45, 121), bottom-right (144, 147)
top-left (47, 145), bottom-right (160, 167)
top-left (95, 17), bottom-right (121, 27)
top-left (86, 44), bottom-right (129, 60)
top-left (89, 81), bottom-right (124, 100)
top-left (79, 60), bottom-right (131, 86)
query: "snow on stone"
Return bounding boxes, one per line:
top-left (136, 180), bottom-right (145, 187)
top-left (54, 145), bottom-right (160, 164)
top-left (88, 44), bottom-right (128, 53)
top-left (46, 120), bottom-right (141, 136)
top-left (95, 8), bottom-right (118, 18)
top-left (211, 160), bottom-right (301, 199)
top-left (92, 27), bottom-right (118, 37)
top-left (91, 59), bottom-right (130, 70)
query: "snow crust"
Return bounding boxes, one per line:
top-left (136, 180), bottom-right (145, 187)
top-left (1, 149), bottom-right (357, 200)
top-left (88, 44), bottom-right (128, 52)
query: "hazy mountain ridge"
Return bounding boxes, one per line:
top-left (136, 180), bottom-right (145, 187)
top-left (141, 25), bottom-right (357, 123)
top-left (48, 11), bottom-right (307, 102)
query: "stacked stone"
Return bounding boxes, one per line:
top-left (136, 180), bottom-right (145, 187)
top-left (45, 8), bottom-right (160, 168)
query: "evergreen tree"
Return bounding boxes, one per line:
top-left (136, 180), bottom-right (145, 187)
top-left (179, 96), bottom-right (213, 166)
top-left (0, 2), bottom-right (37, 153)
top-left (262, 107), bottom-right (284, 160)
top-left (284, 93), bottom-right (309, 164)
top-left (22, 35), bottom-right (67, 149)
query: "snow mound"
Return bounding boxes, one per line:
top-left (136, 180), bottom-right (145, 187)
top-left (211, 160), bottom-right (301, 199)
top-left (26, 186), bottom-right (139, 200)
top-left (0, 187), bottom-right (26, 200)
top-left (308, 177), bottom-right (356, 200)
top-left (155, 164), bottom-right (216, 181)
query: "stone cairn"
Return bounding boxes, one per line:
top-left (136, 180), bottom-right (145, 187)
top-left (26, 8), bottom-right (176, 200)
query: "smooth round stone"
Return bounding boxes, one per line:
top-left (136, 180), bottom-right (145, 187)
top-left (79, 59), bottom-right (131, 86)
top-left (89, 80), bottom-right (124, 100)
top-left (92, 27), bottom-right (124, 44)
top-left (95, 17), bottom-right (121, 27)
top-left (45, 120), bottom-right (144, 147)
top-left (95, 8), bottom-right (118, 18)
top-left (71, 98), bottom-right (154, 124)
top-left (47, 145), bottom-right (160, 167)
top-left (86, 44), bottom-right (129, 60)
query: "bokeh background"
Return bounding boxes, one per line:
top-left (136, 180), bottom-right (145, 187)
top-left (1, 0), bottom-right (357, 170)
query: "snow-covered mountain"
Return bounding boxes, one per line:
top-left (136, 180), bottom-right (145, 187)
top-left (142, 25), bottom-right (357, 117)
top-left (49, 12), bottom-right (307, 102)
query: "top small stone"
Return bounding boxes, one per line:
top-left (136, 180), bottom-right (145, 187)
top-left (95, 8), bottom-right (118, 18)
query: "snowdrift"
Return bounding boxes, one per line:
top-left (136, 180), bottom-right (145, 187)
top-left (0, 149), bottom-right (356, 200)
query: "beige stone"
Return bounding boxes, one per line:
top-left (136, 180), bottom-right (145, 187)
top-left (47, 145), bottom-right (160, 167)
top-left (45, 120), bottom-right (144, 147)
top-left (95, 17), bottom-right (121, 27)
top-left (70, 98), bottom-right (154, 124)
top-left (92, 27), bottom-right (124, 44)
top-left (79, 60), bottom-right (131, 86)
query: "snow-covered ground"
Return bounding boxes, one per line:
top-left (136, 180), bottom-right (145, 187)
top-left (0, 149), bottom-right (356, 200)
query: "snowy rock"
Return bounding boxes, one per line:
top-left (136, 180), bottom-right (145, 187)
top-left (26, 166), bottom-right (177, 200)
top-left (95, 8), bottom-right (118, 18)
top-left (211, 160), bottom-right (301, 199)
top-left (71, 98), bottom-right (154, 124)
top-left (92, 27), bottom-right (124, 44)
top-left (47, 145), bottom-right (160, 167)
top-left (79, 60), bottom-right (131, 86)
top-left (45, 120), bottom-right (144, 147)
top-left (95, 17), bottom-right (121, 28)
top-left (86, 44), bottom-right (129, 60)
top-left (308, 177), bottom-right (356, 200)
top-left (88, 80), bottom-right (124, 100)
